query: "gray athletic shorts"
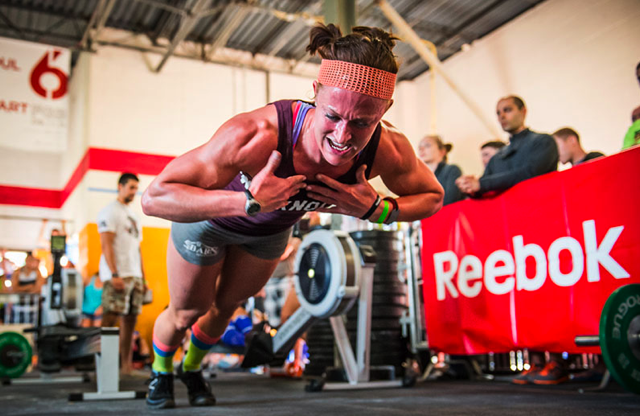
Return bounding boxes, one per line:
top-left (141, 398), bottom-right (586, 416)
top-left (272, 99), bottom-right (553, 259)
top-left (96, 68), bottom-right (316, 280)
top-left (171, 220), bottom-right (292, 266)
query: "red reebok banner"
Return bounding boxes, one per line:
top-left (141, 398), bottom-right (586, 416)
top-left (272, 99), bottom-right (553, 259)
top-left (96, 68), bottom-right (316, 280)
top-left (421, 147), bottom-right (640, 354)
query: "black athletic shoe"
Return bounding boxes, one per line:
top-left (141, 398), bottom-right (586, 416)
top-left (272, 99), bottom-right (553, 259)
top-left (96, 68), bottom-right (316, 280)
top-left (176, 363), bottom-right (216, 406)
top-left (146, 370), bottom-right (176, 409)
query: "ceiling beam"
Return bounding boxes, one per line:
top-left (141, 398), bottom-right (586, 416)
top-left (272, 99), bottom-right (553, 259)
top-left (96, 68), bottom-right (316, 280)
top-left (0, 3), bottom-right (91, 27)
top-left (266, 21), bottom-right (305, 58)
top-left (0, 8), bottom-right (26, 39)
top-left (0, 25), bottom-right (80, 45)
top-left (436, 0), bottom-right (506, 48)
top-left (94, 0), bottom-right (118, 39)
top-left (155, 0), bottom-right (210, 72)
top-left (397, 0), bottom-right (507, 77)
top-left (70, 15), bottom-right (83, 38)
top-left (265, 1), bottom-right (324, 59)
top-left (35, 16), bottom-right (69, 43)
top-left (92, 29), bottom-right (320, 79)
top-left (250, 1), bottom-right (323, 57)
top-left (80, 0), bottom-right (107, 48)
top-left (148, 4), bottom-right (181, 44)
top-left (376, 0), bottom-right (502, 137)
top-left (133, 0), bottom-right (189, 17)
top-left (205, 4), bottom-right (250, 62)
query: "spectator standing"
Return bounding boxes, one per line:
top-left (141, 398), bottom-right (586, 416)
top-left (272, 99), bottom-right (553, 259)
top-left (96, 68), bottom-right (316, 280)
top-left (480, 140), bottom-right (507, 168)
top-left (98, 172), bottom-right (147, 375)
top-left (81, 273), bottom-right (103, 327)
top-left (455, 96), bottom-right (560, 384)
top-left (524, 128), bottom-right (606, 385)
top-left (622, 106), bottom-right (640, 150)
top-left (549, 127), bottom-right (607, 384)
top-left (456, 96), bottom-right (558, 196)
top-left (621, 61), bottom-right (640, 150)
top-left (553, 128), bottom-right (604, 166)
top-left (10, 252), bottom-right (45, 295)
top-left (418, 135), bottom-right (464, 205)
top-left (1, 248), bottom-right (16, 288)
top-left (8, 252), bottom-right (44, 324)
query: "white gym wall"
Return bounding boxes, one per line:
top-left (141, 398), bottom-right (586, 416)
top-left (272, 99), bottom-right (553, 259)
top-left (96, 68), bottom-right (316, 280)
top-left (387, 0), bottom-right (640, 176)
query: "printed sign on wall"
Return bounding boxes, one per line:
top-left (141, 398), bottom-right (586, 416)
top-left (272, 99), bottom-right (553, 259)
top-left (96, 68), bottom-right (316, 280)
top-left (0, 37), bottom-right (70, 152)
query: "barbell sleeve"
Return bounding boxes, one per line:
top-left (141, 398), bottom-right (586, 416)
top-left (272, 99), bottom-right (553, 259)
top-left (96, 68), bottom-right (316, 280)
top-left (574, 335), bottom-right (600, 347)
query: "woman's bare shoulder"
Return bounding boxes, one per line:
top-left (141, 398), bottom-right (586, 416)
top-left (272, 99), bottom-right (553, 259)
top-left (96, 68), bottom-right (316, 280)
top-left (375, 120), bottom-right (413, 168)
top-left (200, 104), bottom-right (280, 171)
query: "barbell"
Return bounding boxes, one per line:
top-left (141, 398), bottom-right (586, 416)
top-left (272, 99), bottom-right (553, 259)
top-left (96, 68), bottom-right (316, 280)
top-left (0, 331), bottom-right (32, 379)
top-left (574, 283), bottom-right (640, 394)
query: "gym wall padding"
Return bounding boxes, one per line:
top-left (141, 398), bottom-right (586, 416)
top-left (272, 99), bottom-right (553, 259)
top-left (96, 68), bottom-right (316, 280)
top-left (79, 223), bottom-right (171, 353)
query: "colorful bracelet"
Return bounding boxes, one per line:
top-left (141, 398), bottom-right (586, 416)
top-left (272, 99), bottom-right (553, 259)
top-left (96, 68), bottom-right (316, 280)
top-left (375, 200), bottom-right (391, 224)
top-left (383, 197), bottom-right (400, 224)
top-left (360, 195), bottom-right (382, 220)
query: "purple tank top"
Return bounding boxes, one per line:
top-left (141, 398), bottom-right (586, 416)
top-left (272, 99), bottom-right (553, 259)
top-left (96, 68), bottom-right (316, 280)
top-left (211, 99), bottom-right (381, 236)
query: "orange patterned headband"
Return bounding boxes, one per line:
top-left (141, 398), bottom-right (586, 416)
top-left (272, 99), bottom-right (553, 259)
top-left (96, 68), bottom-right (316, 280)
top-left (317, 59), bottom-right (396, 100)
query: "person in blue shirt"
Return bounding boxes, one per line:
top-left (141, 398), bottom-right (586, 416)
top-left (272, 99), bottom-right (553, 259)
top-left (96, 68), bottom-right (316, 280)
top-left (81, 273), bottom-right (103, 327)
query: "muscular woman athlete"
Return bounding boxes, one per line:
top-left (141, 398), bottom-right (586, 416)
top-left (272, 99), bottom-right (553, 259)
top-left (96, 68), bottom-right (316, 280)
top-left (142, 23), bottom-right (443, 409)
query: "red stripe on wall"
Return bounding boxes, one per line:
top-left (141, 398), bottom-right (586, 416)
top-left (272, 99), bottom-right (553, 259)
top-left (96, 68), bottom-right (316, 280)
top-left (89, 148), bottom-right (174, 176)
top-left (0, 185), bottom-right (60, 208)
top-left (0, 148), bottom-right (175, 208)
top-left (60, 150), bottom-right (91, 206)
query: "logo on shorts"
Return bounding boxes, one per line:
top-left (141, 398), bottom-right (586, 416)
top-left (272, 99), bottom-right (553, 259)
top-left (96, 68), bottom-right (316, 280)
top-left (183, 240), bottom-right (219, 257)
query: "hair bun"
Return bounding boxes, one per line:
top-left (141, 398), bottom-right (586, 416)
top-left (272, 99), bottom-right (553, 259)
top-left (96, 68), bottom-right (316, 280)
top-left (306, 24), bottom-right (342, 57)
top-left (306, 23), bottom-right (399, 74)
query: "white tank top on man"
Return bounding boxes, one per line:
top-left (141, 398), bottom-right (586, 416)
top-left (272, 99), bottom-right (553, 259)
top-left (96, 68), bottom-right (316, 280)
top-left (98, 200), bottom-right (143, 282)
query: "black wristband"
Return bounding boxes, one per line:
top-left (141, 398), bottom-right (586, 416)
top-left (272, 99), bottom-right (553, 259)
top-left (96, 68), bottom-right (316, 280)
top-left (383, 197), bottom-right (400, 224)
top-left (360, 195), bottom-right (382, 220)
top-left (112, 272), bottom-right (119, 278)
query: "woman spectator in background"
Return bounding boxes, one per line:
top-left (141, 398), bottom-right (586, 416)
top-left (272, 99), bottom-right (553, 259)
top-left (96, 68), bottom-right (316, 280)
top-left (11, 252), bottom-right (45, 295)
top-left (8, 252), bottom-right (45, 324)
top-left (81, 273), bottom-right (103, 327)
top-left (418, 135), bottom-right (464, 205)
top-left (480, 140), bottom-right (507, 168)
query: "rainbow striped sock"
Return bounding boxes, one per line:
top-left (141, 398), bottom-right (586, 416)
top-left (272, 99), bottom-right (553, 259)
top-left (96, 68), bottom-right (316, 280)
top-left (183, 324), bottom-right (220, 372)
top-left (152, 335), bottom-right (180, 374)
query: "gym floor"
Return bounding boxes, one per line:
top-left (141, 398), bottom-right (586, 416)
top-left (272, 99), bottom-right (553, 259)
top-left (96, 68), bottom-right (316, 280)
top-left (2, 370), bottom-right (638, 415)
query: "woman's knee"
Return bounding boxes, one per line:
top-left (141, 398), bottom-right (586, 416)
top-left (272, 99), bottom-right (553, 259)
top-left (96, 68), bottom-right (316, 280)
top-left (211, 298), bottom-right (242, 319)
top-left (170, 307), bottom-right (208, 331)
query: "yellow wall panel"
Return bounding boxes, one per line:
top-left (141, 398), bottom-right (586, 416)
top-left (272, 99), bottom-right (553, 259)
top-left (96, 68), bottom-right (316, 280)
top-left (138, 226), bottom-right (171, 352)
top-left (79, 223), bottom-right (101, 280)
top-left (78, 222), bottom-right (171, 355)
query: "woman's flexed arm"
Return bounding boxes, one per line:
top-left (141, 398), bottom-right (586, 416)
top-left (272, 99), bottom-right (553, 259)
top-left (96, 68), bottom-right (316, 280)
top-left (141, 107), bottom-right (305, 223)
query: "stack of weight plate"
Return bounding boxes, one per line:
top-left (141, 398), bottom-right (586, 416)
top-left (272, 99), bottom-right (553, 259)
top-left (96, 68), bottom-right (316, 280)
top-left (304, 319), bottom-right (336, 376)
top-left (304, 230), bottom-right (409, 376)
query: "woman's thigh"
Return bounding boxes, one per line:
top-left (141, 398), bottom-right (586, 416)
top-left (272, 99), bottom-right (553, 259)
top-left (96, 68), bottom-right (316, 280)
top-left (214, 245), bottom-right (281, 311)
top-left (166, 237), bottom-right (223, 312)
top-left (167, 220), bottom-right (291, 312)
